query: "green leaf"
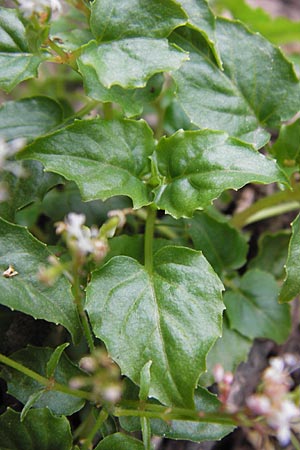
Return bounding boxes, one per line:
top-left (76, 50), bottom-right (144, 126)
top-left (214, 0), bottom-right (300, 45)
top-left (153, 130), bottom-right (287, 218)
top-left (199, 316), bottom-right (251, 386)
top-left (225, 269), bottom-right (291, 343)
top-left (46, 342), bottom-right (69, 378)
top-left (0, 8), bottom-right (46, 92)
top-left (81, 73), bottom-right (164, 117)
top-left (86, 246), bottom-right (224, 408)
top-left (0, 8), bottom-right (29, 53)
top-left (95, 433), bottom-right (144, 450)
top-left (172, 20), bottom-right (300, 147)
top-left (180, 0), bottom-right (222, 67)
top-left (1, 346), bottom-right (85, 416)
top-left (280, 214), bottom-right (300, 303)
top-left (90, 0), bottom-right (187, 41)
top-left (139, 361), bottom-right (152, 401)
top-left (187, 211), bottom-right (248, 274)
top-left (0, 218), bottom-right (81, 342)
top-left (0, 408), bottom-right (72, 450)
top-left (271, 118), bottom-right (300, 167)
top-left (0, 160), bottom-right (62, 222)
top-left (0, 97), bottom-right (64, 140)
top-left (77, 39), bottom-right (188, 89)
top-left (20, 390), bottom-right (44, 421)
top-left (249, 230), bottom-right (290, 280)
top-left (19, 119), bottom-right (155, 208)
top-left (120, 382), bottom-right (234, 441)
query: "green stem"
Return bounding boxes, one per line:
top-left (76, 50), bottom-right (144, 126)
top-left (0, 353), bottom-right (93, 401)
top-left (81, 408), bottom-right (109, 450)
top-left (141, 417), bottom-right (152, 450)
top-left (114, 400), bottom-right (236, 425)
top-left (144, 206), bottom-right (157, 274)
top-left (103, 102), bottom-right (114, 120)
top-left (47, 38), bottom-right (68, 59)
top-left (230, 187), bottom-right (300, 229)
top-left (73, 270), bottom-right (95, 353)
top-left (52, 100), bottom-right (99, 132)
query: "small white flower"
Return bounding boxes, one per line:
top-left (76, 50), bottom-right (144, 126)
top-left (246, 395), bottom-right (271, 415)
top-left (18, 0), bottom-right (62, 17)
top-left (66, 213), bottom-right (86, 239)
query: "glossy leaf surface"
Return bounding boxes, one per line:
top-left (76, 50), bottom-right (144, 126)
top-left (153, 130), bottom-right (286, 218)
top-left (172, 20), bottom-right (300, 147)
top-left (225, 270), bottom-right (291, 343)
top-left (280, 214), bottom-right (300, 302)
top-left (1, 346), bottom-right (84, 415)
top-left (86, 246), bottom-right (224, 408)
top-left (90, 0), bottom-right (187, 41)
top-left (0, 97), bottom-right (64, 140)
top-left (0, 408), bottom-right (72, 450)
top-left (0, 218), bottom-right (81, 342)
top-left (78, 39), bottom-right (188, 89)
top-left (0, 8), bottom-right (45, 92)
top-left (180, 0), bottom-right (222, 67)
top-left (19, 119), bottom-right (155, 208)
top-left (95, 433), bottom-right (144, 450)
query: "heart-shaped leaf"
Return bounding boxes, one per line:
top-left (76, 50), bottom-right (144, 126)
top-left (86, 246), bottom-right (224, 408)
top-left (172, 20), bottom-right (300, 148)
top-left (19, 119), bottom-right (155, 208)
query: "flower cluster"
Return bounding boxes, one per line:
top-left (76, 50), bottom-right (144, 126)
top-left (39, 211), bottom-right (131, 285)
top-left (18, 0), bottom-right (62, 17)
top-left (214, 355), bottom-right (300, 446)
top-left (70, 349), bottom-right (123, 405)
top-left (55, 213), bottom-right (109, 263)
top-left (246, 355), bottom-right (300, 446)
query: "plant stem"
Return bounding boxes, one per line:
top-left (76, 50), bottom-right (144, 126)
top-left (81, 408), bottom-right (109, 450)
top-left (0, 353), bottom-right (237, 426)
top-left (114, 400), bottom-right (236, 425)
top-left (52, 100), bottom-right (99, 132)
top-left (141, 417), bottom-right (152, 450)
top-left (103, 102), bottom-right (114, 120)
top-left (0, 353), bottom-right (93, 401)
top-left (144, 206), bottom-right (157, 274)
top-left (230, 187), bottom-right (300, 229)
top-left (72, 269), bottom-right (95, 353)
